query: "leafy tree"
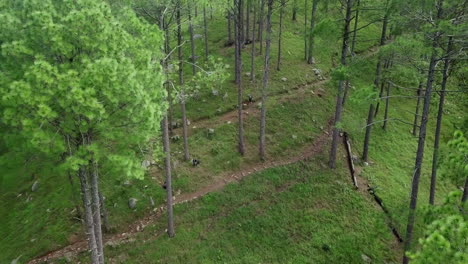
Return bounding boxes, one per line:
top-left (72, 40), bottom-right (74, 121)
top-left (0, 0), bottom-right (166, 262)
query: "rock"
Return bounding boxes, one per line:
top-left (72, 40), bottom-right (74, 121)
top-left (352, 155), bottom-right (360, 162)
top-left (123, 180), bottom-right (131, 186)
top-left (216, 108), bottom-right (222, 113)
top-left (186, 119), bottom-right (191, 126)
top-left (281, 77), bottom-right (288, 82)
top-left (31, 181), bottom-right (39, 192)
top-left (141, 160), bottom-right (151, 169)
top-left (193, 34), bottom-right (203, 40)
top-left (364, 162), bottom-right (369, 167)
top-left (257, 102), bottom-right (262, 109)
top-left (361, 254), bottom-right (372, 263)
top-left (208, 128), bottom-right (215, 135)
top-left (320, 126), bottom-right (324, 130)
top-left (245, 72), bottom-right (251, 76)
top-left (170, 135), bottom-right (181, 142)
top-left (211, 89), bottom-right (219, 96)
top-left (128, 198), bottom-right (138, 209)
top-left (292, 135), bottom-right (298, 140)
top-left (227, 121), bottom-right (232, 124)
top-left (313, 68), bottom-right (322, 76)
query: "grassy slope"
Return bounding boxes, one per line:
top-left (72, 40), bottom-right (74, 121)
top-left (0, 2), bottom-right (463, 263)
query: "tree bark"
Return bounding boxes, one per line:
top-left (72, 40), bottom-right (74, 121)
top-left (412, 82), bottom-right (423, 136)
top-left (362, 103), bottom-right (374, 162)
top-left (292, 0), bottom-right (297, 21)
top-left (188, 1), bottom-right (197, 75)
top-left (350, 0), bottom-right (360, 56)
top-left (462, 176), bottom-right (468, 204)
top-left (98, 191), bottom-right (110, 233)
top-left (307, 0), bottom-right (319, 64)
top-left (277, 0), bottom-right (285, 70)
top-left (429, 36), bottom-right (453, 205)
top-left (382, 82), bottom-right (391, 130)
top-left (402, 2), bottom-right (443, 260)
top-left (90, 161), bottom-right (104, 264)
top-left (304, 0), bottom-right (308, 60)
top-left (78, 167), bottom-right (99, 264)
top-left (259, 0), bottom-right (273, 160)
top-left (162, 116), bottom-right (175, 237)
top-left (203, 6), bottom-right (209, 59)
top-left (235, 0), bottom-right (246, 155)
top-left (329, 0), bottom-right (354, 169)
top-left (258, 0), bottom-right (265, 55)
top-left (250, 0), bottom-right (257, 81)
top-left (246, 0), bottom-right (251, 42)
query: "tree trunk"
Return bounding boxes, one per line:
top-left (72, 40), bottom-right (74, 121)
top-left (246, 0), bottom-right (250, 42)
top-left (203, 6), bottom-right (209, 59)
top-left (276, 0), bottom-right (284, 71)
top-left (412, 82), bottom-right (423, 136)
top-left (292, 0), bottom-right (297, 21)
top-left (462, 176), bottom-right (468, 204)
top-left (250, 0), bottom-right (257, 81)
top-left (429, 36), bottom-right (453, 205)
top-left (98, 191), bottom-right (110, 233)
top-left (307, 0), bottom-right (319, 64)
top-left (162, 116), bottom-right (175, 237)
top-left (402, 2), bottom-right (443, 257)
top-left (382, 82), bottom-right (391, 130)
top-left (259, 0), bottom-right (273, 160)
top-left (240, 0), bottom-right (245, 46)
top-left (235, 0), bottom-right (246, 155)
top-left (362, 103), bottom-right (374, 162)
top-left (350, 0), bottom-right (360, 56)
top-left (258, 0), bottom-right (265, 55)
top-left (78, 167), bottom-right (99, 264)
top-left (90, 162), bottom-right (104, 264)
top-left (329, 0), bottom-right (354, 169)
top-left (188, 1), bottom-right (197, 75)
top-left (304, 0), bottom-right (308, 60)
top-left (373, 14), bottom-right (390, 118)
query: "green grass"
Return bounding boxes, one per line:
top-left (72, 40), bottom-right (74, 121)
top-left (77, 155), bottom-right (398, 264)
top-left (0, 2), bottom-right (463, 263)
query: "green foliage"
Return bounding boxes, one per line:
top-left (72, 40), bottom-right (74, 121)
top-left (409, 192), bottom-right (468, 264)
top-left (441, 131), bottom-right (468, 187)
top-left (0, 0), bottom-right (167, 179)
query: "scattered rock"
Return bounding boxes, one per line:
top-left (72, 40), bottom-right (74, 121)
top-left (141, 160), bottom-right (151, 169)
top-left (170, 135), bottom-right (181, 142)
top-left (320, 126), bottom-right (324, 130)
top-left (364, 162), bottom-right (369, 167)
top-left (31, 181), bottom-right (39, 192)
top-left (361, 254), bottom-right (372, 263)
top-left (281, 77), bottom-right (288, 82)
top-left (312, 68), bottom-right (322, 76)
top-left (208, 128), bottom-right (215, 135)
top-left (245, 72), bottom-right (251, 77)
top-left (128, 198), bottom-right (138, 209)
top-left (211, 89), bottom-right (219, 96)
top-left (292, 135), bottom-right (298, 140)
top-left (186, 119), bottom-right (191, 126)
top-left (227, 121), bottom-right (232, 124)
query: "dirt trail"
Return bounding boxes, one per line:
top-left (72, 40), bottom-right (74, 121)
top-left (28, 45), bottom-right (383, 264)
top-left (28, 118), bottom-right (334, 264)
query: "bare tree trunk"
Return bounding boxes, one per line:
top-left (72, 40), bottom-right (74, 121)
top-left (412, 82), bottom-right (423, 136)
top-left (350, 0), bottom-right (360, 56)
top-left (98, 191), bottom-right (110, 233)
top-left (362, 103), bottom-right (374, 162)
top-left (373, 13), bottom-right (390, 118)
top-left (78, 167), bottom-right (99, 264)
top-left (240, 0), bottom-right (245, 46)
top-left (382, 82), bottom-right (391, 130)
top-left (246, 0), bottom-right (251, 41)
top-left (250, 0), bottom-right (257, 81)
top-left (258, 0), bottom-right (265, 55)
top-left (304, 0), bottom-right (308, 60)
top-left (259, 0), bottom-right (273, 160)
top-left (277, 0), bottom-right (285, 71)
top-left (188, 1), bottom-right (197, 75)
top-left (329, 0), bottom-right (354, 169)
top-left (235, 0), bottom-right (246, 155)
top-left (361, 13), bottom-right (389, 161)
top-left (462, 176), bottom-right (468, 204)
top-left (203, 6), bottom-right (209, 59)
top-left (90, 161), bottom-right (104, 264)
top-left (162, 116), bottom-right (175, 237)
top-left (307, 0), bottom-right (319, 64)
top-left (402, 0), bottom-right (443, 257)
top-left (429, 36), bottom-right (453, 205)
top-left (292, 0), bottom-right (297, 21)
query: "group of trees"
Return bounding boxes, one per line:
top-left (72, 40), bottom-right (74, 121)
top-left (0, 0), bottom-right (466, 263)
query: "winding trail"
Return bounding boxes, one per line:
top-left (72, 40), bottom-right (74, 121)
top-left (28, 45), bottom-right (384, 264)
top-left (28, 118), bottom-right (334, 264)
